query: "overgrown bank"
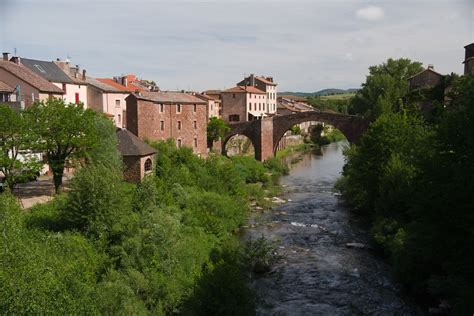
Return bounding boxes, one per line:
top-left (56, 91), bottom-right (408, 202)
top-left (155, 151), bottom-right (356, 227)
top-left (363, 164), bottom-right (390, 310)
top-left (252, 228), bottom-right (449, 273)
top-left (336, 66), bottom-right (474, 313)
top-left (0, 123), bottom-right (287, 314)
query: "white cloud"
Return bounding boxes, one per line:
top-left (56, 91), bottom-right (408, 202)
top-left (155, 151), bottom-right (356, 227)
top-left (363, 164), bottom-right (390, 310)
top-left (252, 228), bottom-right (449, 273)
top-left (356, 6), bottom-right (385, 21)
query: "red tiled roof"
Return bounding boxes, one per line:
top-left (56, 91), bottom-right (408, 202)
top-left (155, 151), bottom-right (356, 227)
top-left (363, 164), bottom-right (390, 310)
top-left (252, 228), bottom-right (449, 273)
top-left (222, 86), bottom-right (266, 94)
top-left (255, 76), bottom-right (277, 85)
top-left (96, 78), bottom-right (145, 92)
top-left (132, 91), bottom-right (207, 104)
top-left (0, 60), bottom-right (64, 94)
top-left (0, 80), bottom-right (14, 93)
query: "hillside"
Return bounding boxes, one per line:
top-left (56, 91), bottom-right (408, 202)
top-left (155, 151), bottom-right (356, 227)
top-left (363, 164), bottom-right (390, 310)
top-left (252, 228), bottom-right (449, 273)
top-left (279, 88), bottom-right (358, 98)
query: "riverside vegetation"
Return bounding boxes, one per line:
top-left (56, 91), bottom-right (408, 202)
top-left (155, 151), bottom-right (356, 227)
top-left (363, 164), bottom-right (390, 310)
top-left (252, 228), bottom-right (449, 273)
top-left (337, 59), bottom-right (474, 313)
top-left (0, 104), bottom-right (288, 314)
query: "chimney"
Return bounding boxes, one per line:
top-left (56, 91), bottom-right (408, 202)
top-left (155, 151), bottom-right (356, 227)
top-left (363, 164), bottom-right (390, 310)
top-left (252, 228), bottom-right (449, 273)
top-left (82, 69), bottom-right (86, 80)
top-left (11, 56), bottom-right (21, 65)
top-left (250, 74), bottom-right (255, 86)
top-left (3, 52), bottom-right (11, 61)
top-left (122, 76), bottom-right (128, 87)
top-left (427, 64), bottom-right (434, 70)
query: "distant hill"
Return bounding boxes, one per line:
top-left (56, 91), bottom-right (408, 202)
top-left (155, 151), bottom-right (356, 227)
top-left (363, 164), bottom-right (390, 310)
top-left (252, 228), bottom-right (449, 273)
top-left (279, 88), bottom-right (358, 98)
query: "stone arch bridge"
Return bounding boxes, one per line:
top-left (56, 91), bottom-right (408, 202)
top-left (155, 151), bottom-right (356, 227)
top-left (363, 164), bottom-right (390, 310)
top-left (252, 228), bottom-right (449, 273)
top-left (222, 111), bottom-right (370, 161)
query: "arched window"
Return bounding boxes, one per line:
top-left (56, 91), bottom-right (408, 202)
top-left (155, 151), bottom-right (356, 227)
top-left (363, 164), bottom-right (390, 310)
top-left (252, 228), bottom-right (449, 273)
top-left (144, 158), bottom-right (152, 172)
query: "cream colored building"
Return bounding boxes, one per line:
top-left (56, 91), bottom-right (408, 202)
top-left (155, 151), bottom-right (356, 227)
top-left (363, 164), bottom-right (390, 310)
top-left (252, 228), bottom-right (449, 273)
top-left (237, 74), bottom-right (278, 115)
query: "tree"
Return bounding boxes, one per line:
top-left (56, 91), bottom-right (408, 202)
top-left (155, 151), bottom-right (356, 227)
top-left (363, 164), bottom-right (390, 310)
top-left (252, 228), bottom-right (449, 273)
top-left (349, 58), bottom-right (423, 119)
top-left (0, 104), bottom-right (41, 190)
top-left (25, 99), bottom-right (100, 193)
top-left (207, 117), bottom-right (230, 150)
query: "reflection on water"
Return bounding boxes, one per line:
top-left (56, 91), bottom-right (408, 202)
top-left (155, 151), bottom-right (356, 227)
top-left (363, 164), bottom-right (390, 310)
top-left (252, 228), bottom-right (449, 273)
top-left (246, 142), bottom-right (420, 315)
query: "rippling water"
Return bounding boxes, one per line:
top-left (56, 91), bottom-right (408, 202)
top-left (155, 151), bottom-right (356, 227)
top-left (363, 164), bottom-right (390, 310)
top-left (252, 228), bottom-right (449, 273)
top-left (246, 142), bottom-right (420, 315)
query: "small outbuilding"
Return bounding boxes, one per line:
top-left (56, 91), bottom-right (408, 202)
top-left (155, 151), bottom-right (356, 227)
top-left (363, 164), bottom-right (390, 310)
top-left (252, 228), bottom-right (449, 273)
top-left (116, 128), bottom-right (157, 183)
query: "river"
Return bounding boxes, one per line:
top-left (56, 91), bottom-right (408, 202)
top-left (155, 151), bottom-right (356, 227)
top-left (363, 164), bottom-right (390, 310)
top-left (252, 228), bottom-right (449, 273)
top-left (246, 141), bottom-right (420, 315)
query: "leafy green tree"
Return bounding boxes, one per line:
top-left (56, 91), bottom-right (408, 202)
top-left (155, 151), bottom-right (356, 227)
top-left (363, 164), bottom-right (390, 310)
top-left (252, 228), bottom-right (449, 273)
top-left (0, 104), bottom-right (41, 190)
top-left (349, 58), bottom-right (423, 119)
top-left (207, 117), bottom-right (230, 150)
top-left (25, 98), bottom-right (100, 193)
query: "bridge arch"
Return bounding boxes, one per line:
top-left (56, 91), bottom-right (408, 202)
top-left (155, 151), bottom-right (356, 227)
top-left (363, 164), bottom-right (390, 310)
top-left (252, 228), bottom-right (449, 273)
top-left (271, 112), bottom-right (368, 155)
top-left (223, 112), bottom-right (370, 161)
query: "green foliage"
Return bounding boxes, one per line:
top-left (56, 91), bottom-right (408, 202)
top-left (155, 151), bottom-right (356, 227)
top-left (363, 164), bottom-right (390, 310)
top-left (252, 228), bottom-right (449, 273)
top-left (338, 74), bottom-right (474, 313)
top-left (1, 129), bottom-right (286, 313)
top-left (0, 193), bottom-right (102, 314)
top-left (245, 235), bottom-right (283, 274)
top-left (207, 117), bottom-right (230, 149)
top-left (348, 58), bottom-right (423, 119)
top-left (0, 104), bottom-right (41, 189)
top-left (25, 98), bottom-right (101, 193)
top-left (306, 96), bottom-right (350, 113)
top-left (289, 125), bottom-right (301, 135)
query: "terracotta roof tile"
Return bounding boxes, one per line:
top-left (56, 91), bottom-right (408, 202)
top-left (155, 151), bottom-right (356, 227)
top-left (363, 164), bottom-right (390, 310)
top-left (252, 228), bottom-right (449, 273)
top-left (133, 91), bottom-right (207, 104)
top-left (0, 61), bottom-right (64, 94)
top-left (222, 86), bottom-right (266, 94)
top-left (86, 77), bottom-right (128, 93)
top-left (0, 80), bottom-right (14, 93)
top-left (97, 78), bottom-right (145, 92)
top-left (255, 76), bottom-right (277, 85)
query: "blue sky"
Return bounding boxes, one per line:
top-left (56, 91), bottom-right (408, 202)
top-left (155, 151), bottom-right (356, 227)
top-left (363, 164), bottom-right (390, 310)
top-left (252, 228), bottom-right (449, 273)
top-left (1, 0), bottom-right (473, 92)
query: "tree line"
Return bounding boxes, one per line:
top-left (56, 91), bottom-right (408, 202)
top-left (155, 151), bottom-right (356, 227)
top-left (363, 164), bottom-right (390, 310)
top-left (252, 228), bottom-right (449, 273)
top-left (0, 100), bottom-right (288, 313)
top-left (336, 58), bottom-right (474, 313)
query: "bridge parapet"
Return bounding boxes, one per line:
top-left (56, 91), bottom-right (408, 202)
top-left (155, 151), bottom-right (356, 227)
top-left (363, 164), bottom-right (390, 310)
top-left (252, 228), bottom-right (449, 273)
top-left (223, 112), bottom-right (370, 161)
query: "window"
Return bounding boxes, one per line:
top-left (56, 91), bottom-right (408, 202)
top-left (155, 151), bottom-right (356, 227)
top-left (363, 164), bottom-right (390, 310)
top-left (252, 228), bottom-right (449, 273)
top-left (62, 83), bottom-right (67, 92)
top-left (249, 102), bottom-right (251, 110)
top-left (193, 104), bottom-right (197, 112)
top-left (229, 114), bottom-right (240, 122)
top-left (160, 104), bottom-right (164, 112)
top-left (177, 139), bottom-right (182, 147)
top-left (232, 93), bottom-right (235, 98)
top-left (118, 114), bottom-right (121, 124)
top-left (122, 110), bottom-right (126, 128)
top-left (144, 158), bottom-right (152, 172)
top-left (194, 138), bottom-right (198, 147)
top-left (34, 64), bottom-right (46, 73)
top-left (177, 121), bottom-right (182, 130)
top-left (193, 120), bottom-right (197, 129)
top-left (249, 93), bottom-right (252, 98)
top-left (75, 93), bottom-right (79, 104)
top-left (176, 104), bottom-right (181, 113)
top-left (160, 120), bottom-right (164, 131)
top-left (115, 100), bottom-right (120, 107)
top-left (254, 103), bottom-right (256, 111)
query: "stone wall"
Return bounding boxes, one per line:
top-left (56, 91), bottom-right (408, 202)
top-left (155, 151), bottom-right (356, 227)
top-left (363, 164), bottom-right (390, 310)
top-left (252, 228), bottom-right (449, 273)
top-left (126, 97), bottom-right (208, 156)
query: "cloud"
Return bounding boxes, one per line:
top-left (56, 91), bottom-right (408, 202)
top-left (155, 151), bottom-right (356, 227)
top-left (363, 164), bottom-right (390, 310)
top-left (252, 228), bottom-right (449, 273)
top-left (343, 53), bottom-right (354, 61)
top-left (356, 6), bottom-right (385, 21)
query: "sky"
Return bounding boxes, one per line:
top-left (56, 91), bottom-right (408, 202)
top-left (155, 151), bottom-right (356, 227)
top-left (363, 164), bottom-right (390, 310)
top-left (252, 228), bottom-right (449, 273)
top-left (0, 0), bottom-right (473, 92)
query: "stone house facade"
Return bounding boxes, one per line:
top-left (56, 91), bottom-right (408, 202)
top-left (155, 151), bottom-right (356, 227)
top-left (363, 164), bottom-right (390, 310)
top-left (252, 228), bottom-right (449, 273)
top-left (237, 74), bottom-right (278, 114)
top-left (126, 91), bottom-right (208, 156)
top-left (408, 65), bottom-right (444, 91)
top-left (221, 86), bottom-right (267, 123)
top-left (463, 43), bottom-right (474, 75)
top-left (117, 128), bottom-right (157, 183)
top-left (0, 56), bottom-right (64, 107)
top-left (86, 77), bottom-right (129, 128)
top-left (20, 57), bottom-right (88, 107)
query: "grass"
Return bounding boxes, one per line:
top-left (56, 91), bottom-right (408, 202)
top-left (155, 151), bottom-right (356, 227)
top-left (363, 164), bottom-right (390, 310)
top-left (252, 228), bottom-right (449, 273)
top-left (320, 92), bottom-right (356, 100)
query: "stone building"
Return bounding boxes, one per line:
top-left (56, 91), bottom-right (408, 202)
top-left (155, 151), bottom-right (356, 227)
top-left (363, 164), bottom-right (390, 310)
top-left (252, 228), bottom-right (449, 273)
top-left (117, 128), bottom-right (157, 183)
top-left (221, 86), bottom-right (267, 123)
top-left (126, 91), bottom-right (208, 156)
top-left (463, 43), bottom-right (474, 75)
top-left (237, 74), bottom-right (278, 114)
top-left (0, 55), bottom-right (64, 107)
top-left (195, 93), bottom-right (220, 120)
top-left (408, 65), bottom-right (444, 91)
top-left (86, 77), bottom-right (129, 128)
top-left (20, 57), bottom-right (88, 107)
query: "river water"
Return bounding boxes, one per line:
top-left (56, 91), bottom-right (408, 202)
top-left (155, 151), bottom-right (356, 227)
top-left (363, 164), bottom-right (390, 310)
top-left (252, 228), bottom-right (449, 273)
top-left (246, 142), bottom-right (420, 315)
